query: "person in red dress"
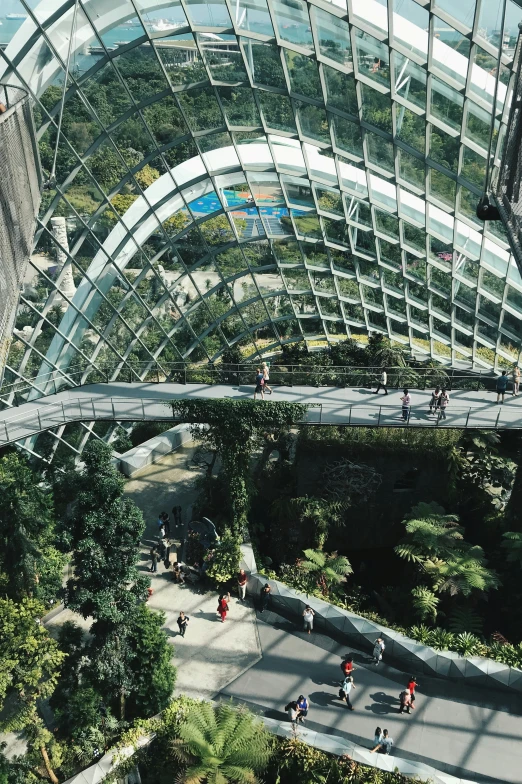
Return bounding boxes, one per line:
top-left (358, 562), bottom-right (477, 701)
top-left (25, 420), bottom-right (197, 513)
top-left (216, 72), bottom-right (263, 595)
top-left (217, 592), bottom-right (231, 622)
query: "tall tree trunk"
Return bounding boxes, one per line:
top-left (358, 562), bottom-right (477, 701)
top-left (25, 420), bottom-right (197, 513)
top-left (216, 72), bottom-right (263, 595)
top-left (120, 688), bottom-right (126, 721)
top-left (40, 745), bottom-right (59, 784)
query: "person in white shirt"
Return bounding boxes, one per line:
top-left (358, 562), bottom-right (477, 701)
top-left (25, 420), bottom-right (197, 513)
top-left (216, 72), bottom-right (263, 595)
top-left (374, 367), bottom-right (388, 395)
top-left (372, 636), bottom-right (385, 664)
top-left (303, 605), bottom-right (315, 634)
top-left (400, 388), bottom-right (411, 421)
top-left (340, 675), bottom-right (356, 710)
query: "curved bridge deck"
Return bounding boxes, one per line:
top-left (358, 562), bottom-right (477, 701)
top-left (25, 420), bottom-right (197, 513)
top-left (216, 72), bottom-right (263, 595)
top-left (0, 382), bottom-right (521, 445)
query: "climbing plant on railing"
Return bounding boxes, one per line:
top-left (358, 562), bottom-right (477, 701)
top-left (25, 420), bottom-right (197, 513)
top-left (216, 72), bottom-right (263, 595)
top-left (169, 399), bottom-right (308, 535)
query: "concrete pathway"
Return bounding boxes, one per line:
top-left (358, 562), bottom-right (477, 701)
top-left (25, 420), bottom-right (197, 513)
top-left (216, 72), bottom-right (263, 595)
top-left (221, 609), bottom-right (522, 784)
top-left (124, 445), bottom-right (261, 701)
top-left (1, 382), bottom-right (522, 444)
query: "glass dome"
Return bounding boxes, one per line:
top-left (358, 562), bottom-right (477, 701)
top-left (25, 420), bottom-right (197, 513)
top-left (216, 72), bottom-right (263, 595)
top-left (0, 0), bottom-right (521, 413)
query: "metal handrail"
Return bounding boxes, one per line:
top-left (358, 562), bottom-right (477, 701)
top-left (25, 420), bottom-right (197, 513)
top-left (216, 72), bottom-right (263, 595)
top-left (1, 396), bottom-right (520, 444)
top-left (0, 361), bottom-right (501, 406)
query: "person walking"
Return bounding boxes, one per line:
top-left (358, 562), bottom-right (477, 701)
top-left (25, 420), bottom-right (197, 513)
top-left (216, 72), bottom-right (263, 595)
top-left (303, 605), bottom-right (315, 634)
top-left (399, 688), bottom-right (412, 714)
top-left (371, 729), bottom-right (393, 754)
top-left (407, 676), bottom-right (418, 709)
top-left (260, 583), bottom-right (271, 612)
top-left (296, 695), bottom-right (309, 723)
top-left (254, 368), bottom-right (265, 401)
top-left (261, 362), bottom-right (273, 395)
top-left (149, 547), bottom-right (158, 573)
top-left (372, 727), bottom-right (383, 750)
top-left (237, 569), bottom-right (247, 601)
top-left (341, 655), bottom-right (355, 678)
top-left (400, 389), bottom-right (411, 421)
top-left (217, 592), bottom-right (231, 622)
top-left (157, 538), bottom-right (166, 561)
top-left (513, 365), bottom-right (520, 397)
top-left (177, 611), bottom-right (189, 637)
top-left (339, 675), bottom-right (356, 710)
top-left (497, 370), bottom-right (509, 404)
top-left (429, 386), bottom-right (441, 414)
top-left (372, 636), bottom-right (385, 665)
top-left (439, 388), bottom-right (449, 420)
top-left (374, 367), bottom-right (388, 395)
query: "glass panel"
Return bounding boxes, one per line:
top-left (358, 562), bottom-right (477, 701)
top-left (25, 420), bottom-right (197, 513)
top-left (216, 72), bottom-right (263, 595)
top-left (354, 29), bottom-right (390, 88)
top-left (314, 7), bottom-right (352, 67)
top-left (284, 51), bottom-right (322, 99)
top-left (430, 77), bottom-right (463, 132)
top-left (394, 55), bottom-right (426, 110)
top-left (272, 0), bottom-right (313, 47)
top-left (323, 66), bottom-right (358, 115)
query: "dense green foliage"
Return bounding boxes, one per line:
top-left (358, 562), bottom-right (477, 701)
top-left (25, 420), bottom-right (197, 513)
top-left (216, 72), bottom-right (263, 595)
top-left (171, 701), bottom-right (272, 784)
top-left (0, 598), bottom-right (65, 782)
top-left (170, 399), bottom-right (308, 534)
top-left (64, 441), bottom-right (175, 721)
top-left (0, 454), bottom-right (65, 604)
top-left (206, 529), bottom-right (242, 584)
top-left (111, 699), bottom-right (429, 784)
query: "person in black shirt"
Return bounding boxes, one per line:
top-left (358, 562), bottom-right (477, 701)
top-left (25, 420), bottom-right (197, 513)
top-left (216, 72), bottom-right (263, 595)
top-left (177, 611), bottom-right (189, 637)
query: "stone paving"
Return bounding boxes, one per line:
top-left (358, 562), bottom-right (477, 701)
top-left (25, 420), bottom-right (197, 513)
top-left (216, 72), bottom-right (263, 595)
top-left (124, 444), bottom-right (261, 700)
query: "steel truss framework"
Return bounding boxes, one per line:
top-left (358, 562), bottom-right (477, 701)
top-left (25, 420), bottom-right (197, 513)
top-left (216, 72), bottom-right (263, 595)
top-left (1, 0), bottom-right (522, 459)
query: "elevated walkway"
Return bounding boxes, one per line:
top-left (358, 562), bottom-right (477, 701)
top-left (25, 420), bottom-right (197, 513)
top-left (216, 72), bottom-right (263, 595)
top-left (0, 382), bottom-right (521, 445)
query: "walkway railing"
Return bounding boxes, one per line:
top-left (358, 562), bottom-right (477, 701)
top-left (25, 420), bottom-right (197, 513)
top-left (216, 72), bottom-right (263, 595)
top-left (0, 395), bottom-right (519, 445)
top-left (0, 361), bottom-right (499, 407)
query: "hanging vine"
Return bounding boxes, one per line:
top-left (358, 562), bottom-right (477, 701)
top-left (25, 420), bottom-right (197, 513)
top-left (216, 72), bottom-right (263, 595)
top-left (169, 399), bottom-right (308, 535)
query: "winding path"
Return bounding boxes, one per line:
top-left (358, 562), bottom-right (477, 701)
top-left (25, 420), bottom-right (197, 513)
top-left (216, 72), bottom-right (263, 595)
top-left (1, 382), bottom-right (522, 444)
top-left (221, 607), bottom-right (522, 784)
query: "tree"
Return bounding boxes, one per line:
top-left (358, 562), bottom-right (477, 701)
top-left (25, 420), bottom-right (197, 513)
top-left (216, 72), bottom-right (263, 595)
top-left (65, 442), bottom-right (175, 720)
top-left (171, 702), bottom-right (273, 784)
top-left (66, 441), bottom-right (149, 622)
top-left (0, 598), bottom-right (65, 783)
top-left (300, 548), bottom-right (352, 595)
top-left (0, 454), bottom-right (65, 604)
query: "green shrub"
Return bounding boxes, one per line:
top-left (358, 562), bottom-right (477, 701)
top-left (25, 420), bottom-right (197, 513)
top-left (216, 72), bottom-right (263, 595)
top-left (206, 529), bottom-right (242, 584)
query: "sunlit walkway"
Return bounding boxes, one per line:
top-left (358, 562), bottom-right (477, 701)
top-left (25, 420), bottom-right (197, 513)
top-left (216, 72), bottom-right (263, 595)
top-left (222, 608), bottom-right (522, 784)
top-left (1, 382), bottom-right (522, 444)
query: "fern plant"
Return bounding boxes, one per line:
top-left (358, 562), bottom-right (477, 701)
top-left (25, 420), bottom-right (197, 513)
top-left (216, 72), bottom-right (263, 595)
top-left (411, 586), bottom-right (439, 622)
top-left (501, 532), bottom-right (522, 568)
top-left (448, 607), bottom-right (483, 635)
top-left (171, 701), bottom-right (273, 784)
top-left (301, 549), bottom-right (352, 595)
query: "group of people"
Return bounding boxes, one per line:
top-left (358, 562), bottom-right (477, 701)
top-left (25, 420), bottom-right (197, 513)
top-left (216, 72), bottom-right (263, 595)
top-left (254, 362), bottom-right (272, 400)
top-left (375, 366), bottom-right (522, 421)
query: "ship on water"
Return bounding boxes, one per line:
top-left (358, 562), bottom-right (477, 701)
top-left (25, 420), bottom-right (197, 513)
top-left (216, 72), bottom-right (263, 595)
top-left (6, 13), bottom-right (27, 20)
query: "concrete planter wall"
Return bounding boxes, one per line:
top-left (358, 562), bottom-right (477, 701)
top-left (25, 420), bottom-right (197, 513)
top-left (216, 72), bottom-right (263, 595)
top-left (245, 567), bottom-right (522, 695)
top-left (117, 423), bottom-right (191, 477)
